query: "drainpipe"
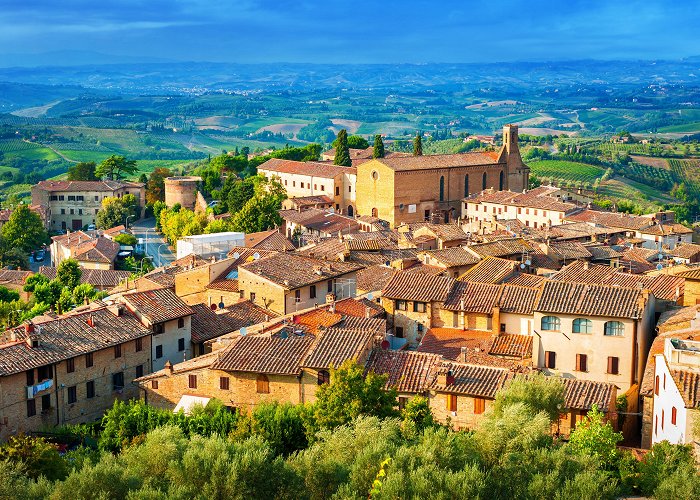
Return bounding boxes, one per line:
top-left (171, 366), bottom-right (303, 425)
top-left (53, 363), bottom-right (60, 426)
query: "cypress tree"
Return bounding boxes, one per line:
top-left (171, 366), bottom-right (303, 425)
top-left (413, 133), bottom-right (423, 156)
top-left (334, 129), bottom-right (352, 166)
top-left (372, 135), bottom-right (385, 158)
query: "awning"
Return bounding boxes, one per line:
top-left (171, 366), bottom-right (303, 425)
top-left (173, 395), bottom-right (211, 415)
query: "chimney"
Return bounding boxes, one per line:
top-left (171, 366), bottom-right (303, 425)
top-left (164, 360), bottom-right (173, 374)
top-left (24, 321), bottom-right (34, 334)
top-left (460, 346), bottom-right (468, 362)
top-left (86, 314), bottom-right (95, 327)
top-left (326, 293), bottom-right (336, 306)
top-left (108, 303), bottom-right (123, 317)
top-left (492, 306), bottom-right (501, 335)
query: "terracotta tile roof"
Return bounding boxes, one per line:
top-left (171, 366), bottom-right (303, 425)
top-left (258, 158), bottom-right (356, 178)
top-left (669, 243), bottom-right (700, 260)
top-left (0, 307), bottom-right (151, 376)
top-left (467, 239), bottom-right (534, 259)
top-left (676, 268), bottom-right (700, 281)
top-left (617, 259), bottom-right (656, 274)
top-left (561, 377), bottom-right (616, 411)
top-left (429, 361), bottom-right (509, 398)
top-left (602, 273), bottom-right (683, 302)
top-left (457, 257), bottom-right (518, 284)
top-left (102, 225), bottom-right (125, 237)
top-left (121, 288), bottom-right (194, 324)
top-left (365, 349), bottom-right (441, 393)
top-left (586, 245), bottom-right (623, 260)
top-left (51, 230), bottom-right (92, 246)
top-left (418, 328), bottom-right (494, 360)
top-left (243, 229), bottom-right (295, 251)
top-left (641, 328), bottom-right (700, 397)
top-left (402, 263), bottom-right (447, 276)
top-left (467, 187), bottom-right (577, 212)
top-left (287, 195), bottom-right (334, 207)
top-left (211, 331), bottom-right (314, 375)
top-left (498, 284), bottom-right (540, 315)
top-left (564, 209), bottom-right (652, 230)
top-left (375, 152), bottom-right (501, 171)
top-left (421, 248), bottom-right (480, 267)
top-left (502, 273), bottom-right (546, 287)
top-left (35, 179), bottom-right (143, 192)
top-left (330, 297), bottom-right (384, 318)
top-left (220, 301), bottom-right (278, 332)
top-left (0, 268), bottom-right (32, 286)
top-left (39, 266), bottom-right (132, 288)
top-left (657, 306), bottom-right (700, 333)
top-left (241, 253), bottom-right (362, 290)
top-left (206, 278), bottom-right (239, 292)
top-left (339, 316), bottom-right (387, 335)
top-left (443, 281), bottom-right (502, 313)
top-left (302, 324), bottom-right (376, 369)
top-left (548, 241), bottom-right (592, 261)
top-left (489, 333), bottom-right (532, 358)
top-left (670, 370), bottom-right (700, 408)
top-left (549, 261), bottom-right (618, 284)
top-left (189, 303), bottom-right (243, 344)
top-left (641, 222), bottom-right (693, 236)
top-left (419, 224), bottom-right (469, 243)
top-left (382, 271), bottom-right (454, 302)
top-left (535, 281), bottom-right (645, 319)
top-left (292, 309), bottom-right (343, 335)
top-left (356, 265), bottom-right (397, 293)
top-left (73, 237), bottom-right (120, 263)
top-left (170, 253), bottom-right (210, 268)
top-left (298, 238), bottom-right (347, 260)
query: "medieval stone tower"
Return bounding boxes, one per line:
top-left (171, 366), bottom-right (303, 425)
top-left (499, 124), bottom-right (530, 192)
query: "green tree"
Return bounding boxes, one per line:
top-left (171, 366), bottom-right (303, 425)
top-left (413, 133), bottom-right (423, 156)
top-left (57, 258), bottom-right (82, 290)
top-left (73, 283), bottom-right (100, 305)
top-left (96, 155), bottom-right (138, 180)
top-left (0, 285), bottom-right (19, 302)
top-left (347, 135), bottom-right (369, 149)
top-left (333, 129), bottom-right (352, 167)
top-left (493, 374), bottom-right (565, 423)
top-left (0, 434), bottom-right (68, 480)
top-left (1, 204), bottom-right (47, 254)
top-left (313, 360), bottom-right (398, 430)
top-left (97, 197), bottom-right (128, 229)
top-left (66, 161), bottom-right (98, 181)
top-left (113, 233), bottom-right (137, 246)
top-left (373, 134), bottom-right (385, 158)
top-left (228, 176), bottom-right (286, 234)
top-left (145, 167), bottom-right (173, 205)
top-left (567, 405), bottom-right (622, 469)
top-left (23, 273), bottom-right (49, 293)
top-left (400, 395), bottom-right (435, 434)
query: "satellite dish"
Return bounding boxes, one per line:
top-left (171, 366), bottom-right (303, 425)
top-left (218, 302), bottom-right (225, 309)
top-left (520, 263), bottom-right (526, 269)
top-left (210, 303), bottom-right (217, 310)
top-left (381, 340), bottom-right (390, 350)
top-left (253, 252), bottom-right (260, 260)
top-left (367, 292), bottom-right (374, 300)
top-left (240, 327), bottom-right (247, 336)
top-left (658, 253), bottom-right (664, 260)
top-left (525, 259), bottom-right (532, 266)
top-left (657, 263), bottom-right (663, 270)
top-left (233, 252), bottom-right (240, 259)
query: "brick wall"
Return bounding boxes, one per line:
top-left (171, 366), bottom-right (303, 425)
top-left (429, 392), bottom-right (492, 430)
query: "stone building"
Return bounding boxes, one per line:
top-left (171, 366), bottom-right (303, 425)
top-left (164, 176), bottom-right (202, 210)
top-left (355, 125), bottom-right (529, 227)
top-left (0, 305), bottom-right (152, 440)
top-left (50, 231), bottom-right (121, 270)
top-left (31, 180), bottom-right (144, 232)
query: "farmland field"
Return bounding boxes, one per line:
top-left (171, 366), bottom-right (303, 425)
top-left (527, 160), bottom-right (604, 183)
top-left (629, 155), bottom-right (669, 169)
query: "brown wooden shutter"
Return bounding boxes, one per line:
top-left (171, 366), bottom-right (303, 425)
top-left (576, 354), bottom-right (587, 372)
top-left (188, 375), bottom-right (197, 389)
top-left (608, 356), bottom-right (619, 375)
top-left (474, 397), bottom-right (485, 414)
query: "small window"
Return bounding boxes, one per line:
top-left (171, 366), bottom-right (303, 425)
top-left (114, 344), bottom-right (122, 358)
top-left (662, 409), bottom-right (665, 430)
top-left (27, 399), bottom-right (36, 417)
top-left (447, 394), bottom-right (457, 412)
top-left (94, 196), bottom-right (99, 201)
top-left (178, 317), bottom-right (185, 329)
top-left (113, 372), bottom-right (124, 390)
top-left (335, 186), bottom-right (340, 196)
top-left (310, 285), bottom-right (316, 299)
top-left (188, 375), bottom-right (197, 389)
top-left (318, 370), bottom-right (330, 385)
top-left (85, 352), bottom-right (93, 368)
top-left (314, 184), bottom-right (317, 190)
top-left (413, 301), bottom-right (426, 313)
top-left (671, 406), bottom-right (677, 425)
top-left (67, 386), bottom-right (77, 404)
top-left (500, 323), bottom-right (506, 333)
top-left (178, 338), bottom-right (185, 352)
top-left (220, 377), bottom-right (230, 390)
top-left (295, 289), bottom-right (301, 300)
top-left (154, 323), bottom-right (165, 334)
top-left (576, 354), bottom-right (588, 372)
top-left (327, 280), bottom-right (333, 293)
top-left (136, 364), bottom-right (144, 378)
top-left (573, 318), bottom-right (592, 334)
top-left (541, 316), bottom-right (561, 331)
top-left (66, 358), bottom-right (75, 373)
top-left (604, 321), bottom-right (624, 337)
top-left (61, 208), bottom-right (66, 215)
top-left (395, 326), bottom-right (404, 338)
top-left (250, 292), bottom-right (256, 302)
top-left (86, 381), bottom-right (95, 399)
top-left (156, 345), bottom-right (163, 359)
top-left (655, 375), bottom-right (659, 395)
top-left (151, 380), bottom-right (159, 389)
top-left (300, 182), bottom-right (304, 188)
top-left (41, 394), bottom-right (51, 412)
top-left (607, 356), bottom-right (619, 375)
top-left (78, 209), bottom-right (83, 215)
top-left (348, 186), bottom-right (352, 193)
top-left (545, 351), bottom-right (556, 369)
top-left (257, 374), bottom-right (270, 394)
top-left (399, 396), bottom-right (408, 410)
top-left (396, 300), bottom-right (407, 311)
top-left (135, 338), bottom-right (143, 352)
top-left (26, 370), bottom-right (34, 386)
top-left (474, 397), bottom-right (486, 414)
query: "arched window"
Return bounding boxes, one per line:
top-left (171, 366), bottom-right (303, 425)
top-left (439, 176), bottom-right (445, 201)
top-left (256, 374), bottom-right (270, 394)
top-left (572, 318), bottom-right (592, 334)
top-left (371, 207), bottom-right (378, 218)
top-left (541, 316), bottom-right (560, 331)
top-left (604, 321), bottom-right (625, 336)
top-left (347, 205), bottom-right (354, 217)
top-left (499, 170), bottom-right (505, 190)
top-left (317, 370), bottom-right (330, 385)
top-left (464, 174), bottom-right (469, 197)
top-left (482, 172), bottom-right (487, 190)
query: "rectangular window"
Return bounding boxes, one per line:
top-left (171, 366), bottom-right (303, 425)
top-left (655, 375), bottom-right (660, 395)
top-left (412, 301), bottom-right (426, 313)
top-left (250, 292), bottom-right (256, 302)
top-left (135, 338), bottom-right (143, 352)
top-left (662, 409), bottom-right (664, 430)
top-left (85, 352), bottom-right (93, 368)
top-left (336, 186), bottom-right (340, 196)
top-left (396, 300), bottom-right (407, 311)
top-left (178, 317), bottom-right (185, 328)
top-left (188, 375), bottom-right (197, 389)
top-left (114, 344), bottom-right (122, 358)
top-left (320, 185), bottom-right (325, 191)
top-left (310, 285), bottom-right (316, 299)
top-left (447, 394), bottom-right (458, 412)
top-left (66, 358), bottom-right (75, 373)
top-left (292, 181), bottom-right (295, 187)
top-left (70, 208), bottom-right (74, 215)
top-left (94, 196), bottom-right (99, 201)
top-left (398, 396), bottom-right (408, 410)
top-left (86, 381), bottom-right (95, 399)
top-left (576, 354), bottom-right (588, 372)
top-left (395, 326), bottom-right (404, 338)
top-left (328, 280), bottom-right (333, 293)
top-left (156, 345), bottom-right (163, 359)
top-left (300, 182), bottom-right (304, 188)
top-left (220, 377), bottom-right (230, 390)
top-left (154, 323), bottom-right (164, 334)
top-left (151, 380), bottom-right (159, 389)
top-left (78, 209), bottom-right (83, 215)
top-left (295, 289), bottom-right (301, 300)
top-left (68, 195), bottom-right (75, 201)
top-left (27, 399), bottom-right (36, 417)
top-left (314, 184), bottom-right (317, 190)
top-left (61, 208), bottom-right (66, 214)
top-left (607, 357), bottom-right (619, 375)
top-left (136, 364), bottom-right (144, 378)
top-left (474, 397), bottom-right (486, 414)
top-left (26, 369), bottom-right (34, 386)
top-left (112, 372), bottom-right (124, 390)
top-left (545, 351), bottom-right (556, 369)
top-left (37, 365), bottom-right (53, 381)
top-left (348, 186), bottom-right (352, 193)
top-left (671, 406), bottom-right (677, 425)
top-left (42, 394), bottom-right (51, 412)
top-left (58, 195), bottom-right (64, 201)
top-left (67, 385), bottom-right (77, 404)
top-left (178, 338), bottom-right (185, 352)
top-left (500, 323), bottom-right (506, 333)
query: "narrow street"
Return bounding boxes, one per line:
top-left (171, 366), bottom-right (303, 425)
top-left (130, 218), bottom-right (175, 268)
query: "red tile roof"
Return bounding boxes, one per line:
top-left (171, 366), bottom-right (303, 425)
top-left (121, 288), bottom-right (194, 324)
top-left (382, 271), bottom-right (455, 303)
top-left (457, 257), bottom-right (518, 284)
top-left (418, 328), bottom-right (494, 360)
top-left (535, 281), bottom-right (646, 319)
top-left (443, 282), bottom-right (503, 313)
top-left (35, 180), bottom-right (143, 192)
top-left (189, 303), bottom-right (244, 344)
top-left (365, 349), bottom-right (441, 393)
top-left (241, 253), bottom-right (362, 290)
top-left (375, 152), bottom-right (501, 171)
top-left (258, 158), bottom-right (356, 178)
top-left (489, 334), bottom-right (533, 358)
top-left (429, 361), bottom-right (509, 398)
top-left (670, 369), bottom-right (700, 408)
top-left (302, 325), bottom-right (376, 370)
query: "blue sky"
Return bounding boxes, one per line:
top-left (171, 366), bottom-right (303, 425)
top-left (0, 0), bottom-right (698, 63)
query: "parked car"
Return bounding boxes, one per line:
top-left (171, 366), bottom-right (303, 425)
top-left (87, 224), bottom-right (96, 231)
top-left (35, 250), bottom-right (45, 262)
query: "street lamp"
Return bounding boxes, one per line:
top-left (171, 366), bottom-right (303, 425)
top-left (125, 214), bottom-right (136, 231)
top-left (157, 243), bottom-right (169, 267)
top-left (144, 227), bottom-right (155, 255)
